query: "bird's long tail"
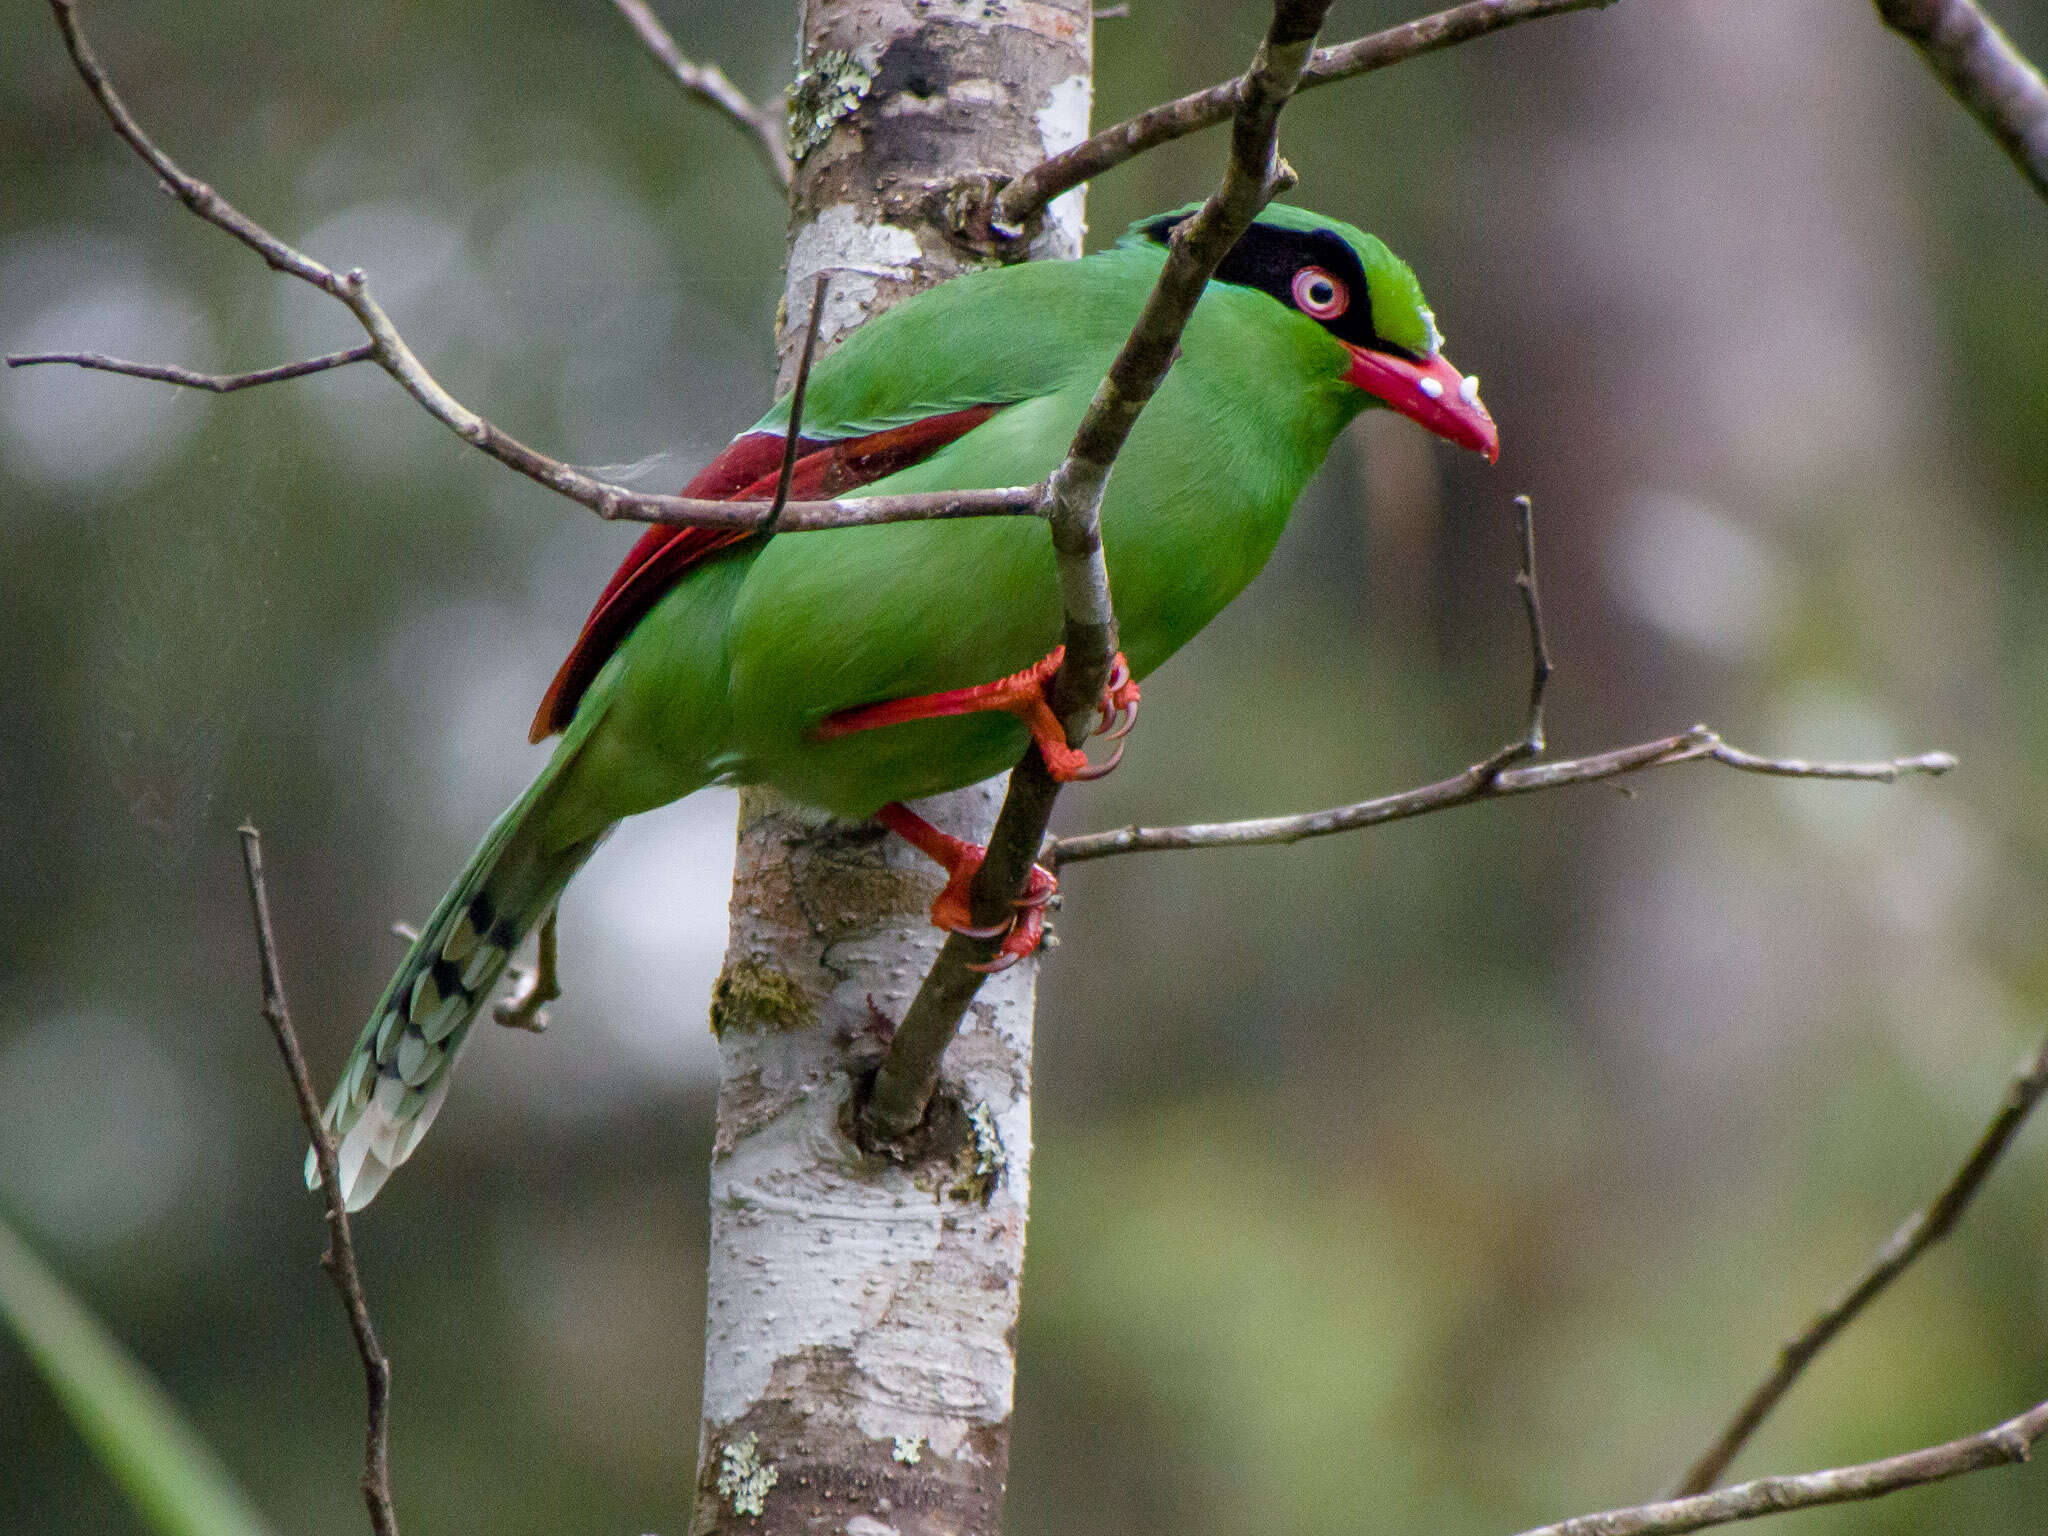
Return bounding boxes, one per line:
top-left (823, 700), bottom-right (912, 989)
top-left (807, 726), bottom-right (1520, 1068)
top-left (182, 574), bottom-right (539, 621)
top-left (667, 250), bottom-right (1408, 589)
top-left (307, 753), bottom-right (607, 1211)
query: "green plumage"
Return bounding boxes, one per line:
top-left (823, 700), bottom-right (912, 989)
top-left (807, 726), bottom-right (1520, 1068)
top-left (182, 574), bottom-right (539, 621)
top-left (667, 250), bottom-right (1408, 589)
top-left (315, 207), bottom-right (1452, 1207)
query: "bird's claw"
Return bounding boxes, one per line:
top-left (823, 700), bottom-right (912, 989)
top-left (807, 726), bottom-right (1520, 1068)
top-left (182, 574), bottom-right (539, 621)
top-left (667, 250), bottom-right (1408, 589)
top-left (950, 916), bottom-right (1016, 940)
top-left (875, 803), bottom-right (1059, 970)
top-left (964, 902), bottom-right (1048, 972)
top-left (1044, 650), bottom-right (1142, 783)
top-left (1014, 877), bottom-right (1056, 910)
top-left (931, 858), bottom-right (1056, 969)
top-left (967, 928), bottom-right (1036, 973)
top-left (1092, 654), bottom-right (1142, 744)
top-left (1065, 738), bottom-right (1126, 781)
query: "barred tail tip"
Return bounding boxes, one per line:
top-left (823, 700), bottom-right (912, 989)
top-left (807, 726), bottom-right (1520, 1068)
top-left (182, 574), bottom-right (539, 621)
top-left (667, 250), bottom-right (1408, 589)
top-left (304, 1070), bottom-right (454, 1213)
top-left (300, 878), bottom-right (527, 1210)
top-left (297, 778), bottom-right (597, 1211)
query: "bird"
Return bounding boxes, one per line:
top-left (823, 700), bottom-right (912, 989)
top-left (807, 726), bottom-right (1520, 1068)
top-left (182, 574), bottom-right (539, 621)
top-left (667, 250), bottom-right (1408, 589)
top-left (311, 203), bottom-right (1499, 1208)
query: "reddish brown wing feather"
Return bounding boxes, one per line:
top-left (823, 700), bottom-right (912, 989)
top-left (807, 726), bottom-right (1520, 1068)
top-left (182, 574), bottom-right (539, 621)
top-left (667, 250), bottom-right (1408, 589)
top-left (528, 405), bottom-right (1002, 742)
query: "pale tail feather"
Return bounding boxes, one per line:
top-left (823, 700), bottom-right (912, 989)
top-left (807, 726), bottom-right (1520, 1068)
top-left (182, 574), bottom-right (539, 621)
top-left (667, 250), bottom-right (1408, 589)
top-left (307, 768), bottom-right (607, 1211)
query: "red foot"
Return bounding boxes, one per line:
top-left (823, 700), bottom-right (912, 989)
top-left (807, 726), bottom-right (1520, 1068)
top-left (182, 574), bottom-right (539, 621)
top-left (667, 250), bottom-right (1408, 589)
top-left (877, 802), bottom-right (1056, 972)
top-left (819, 647), bottom-right (1141, 784)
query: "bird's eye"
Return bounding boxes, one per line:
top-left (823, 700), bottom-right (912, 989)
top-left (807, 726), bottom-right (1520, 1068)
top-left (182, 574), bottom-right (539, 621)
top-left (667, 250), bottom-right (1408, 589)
top-left (1291, 267), bottom-right (1348, 320)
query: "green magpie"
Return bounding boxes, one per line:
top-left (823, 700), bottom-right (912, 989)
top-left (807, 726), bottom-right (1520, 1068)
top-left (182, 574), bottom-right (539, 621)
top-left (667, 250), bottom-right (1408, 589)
top-left (312, 203), bottom-right (1499, 1208)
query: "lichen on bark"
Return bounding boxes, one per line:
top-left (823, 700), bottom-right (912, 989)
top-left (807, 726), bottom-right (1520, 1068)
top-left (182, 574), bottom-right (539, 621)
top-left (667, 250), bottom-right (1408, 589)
top-left (709, 958), bottom-right (818, 1039)
top-left (787, 47), bottom-right (877, 163)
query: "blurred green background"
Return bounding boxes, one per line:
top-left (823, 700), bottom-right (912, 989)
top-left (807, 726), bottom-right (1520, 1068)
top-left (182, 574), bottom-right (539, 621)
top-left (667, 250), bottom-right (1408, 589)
top-left (5, 0), bottom-right (2048, 1531)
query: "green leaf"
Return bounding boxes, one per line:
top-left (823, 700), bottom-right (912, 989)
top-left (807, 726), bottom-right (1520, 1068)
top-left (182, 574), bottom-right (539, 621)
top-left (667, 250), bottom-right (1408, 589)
top-left (0, 1213), bottom-right (277, 1536)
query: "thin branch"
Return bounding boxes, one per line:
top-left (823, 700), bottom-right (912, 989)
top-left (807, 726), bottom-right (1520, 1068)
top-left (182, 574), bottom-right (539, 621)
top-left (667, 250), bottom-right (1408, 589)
top-left (1047, 729), bottom-right (1955, 865)
top-left (616, 485), bottom-right (1041, 532)
top-left (1047, 493), bottom-right (1952, 867)
top-left (1874, 0), bottom-right (2048, 204)
top-left (757, 273), bottom-right (830, 541)
top-left (1671, 1027), bottom-right (2048, 1495)
top-left (23, 0), bottom-right (1038, 539)
top-left (1473, 491), bottom-right (1553, 783)
top-left (1702, 739), bottom-right (1962, 780)
top-left (1509, 494), bottom-right (1553, 755)
top-left (6, 343), bottom-right (376, 392)
top-left (1507, 1395), bottom-right (2048, 1536)
top-left (860, 0), bottom-right (1339, 1145)
top-left (995, 0), bottom-right (1617, 229)
top-left (609, 0), bottom-right (792, 191)
top-left (46, 0), bottom-right (334, 290)
top-left (237, 824), bottom-right (398, 1536)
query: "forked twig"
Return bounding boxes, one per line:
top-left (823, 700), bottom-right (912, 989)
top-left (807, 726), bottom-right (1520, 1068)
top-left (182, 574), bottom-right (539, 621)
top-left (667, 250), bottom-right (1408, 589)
top-left (1671, 1027), bottom-right (2048, 1494)
top-left (1509, 1394), bottom-right (2048, 1536)
top-left (1049, 729), bottom-right (1955, 865)
top-left (9, 0), bottom-right (1036, 539)
top-left (1049, 497), bottom-right (1952, 868)
top-left (238, 824), bottom-right (398, 1536)
top-left (609, 0), bottom-right (792, 191)
top-left (995, 0), bottom-right (1617, 227)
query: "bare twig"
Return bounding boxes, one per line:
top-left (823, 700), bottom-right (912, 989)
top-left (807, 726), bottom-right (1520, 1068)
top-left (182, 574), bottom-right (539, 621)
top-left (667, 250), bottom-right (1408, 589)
top-left (17, 0), bottom-right (1038, 539)
top-left (493, 908), bottom-right (560, 1034)
top-left (1048, 497), bottom-right (1952, 868)
top-left (1671, 1027), bottom-right (2048, 1495)
top-left (43, 0), bottom-right (330, 290)
top-left (237, 824), bottom-right (398, 1536)
top-left (1702, 740), bottom-right (1961, 780)
top-left (1509, 494), bottom-right (1553, 753)
top-left (757, 273), bottom-right (830, 540)
top-left (860, 0), bottom-right (1339, 1144)
top-left (1874, 0), bottom-right (2048, 203)
top-left (1047, 729), bottom-right (1954, 865)
top-left (7, 343), bottom-right (376, 392)
top-left (1472, 492), bottom-right (1554, 782)
top-left (627, 485), bottom-right (1039, 532)
top-left (995, 0), bottom-right (1616, 228)
top-left (609, 0), bottom-right (792, 191)
top-left (1509, 1394), bottom-right (2048, 1536)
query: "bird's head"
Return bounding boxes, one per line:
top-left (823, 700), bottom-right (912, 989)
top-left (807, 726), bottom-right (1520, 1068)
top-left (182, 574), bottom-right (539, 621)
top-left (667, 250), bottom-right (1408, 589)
top-left (1131, 204), bottom-right (1499, 464)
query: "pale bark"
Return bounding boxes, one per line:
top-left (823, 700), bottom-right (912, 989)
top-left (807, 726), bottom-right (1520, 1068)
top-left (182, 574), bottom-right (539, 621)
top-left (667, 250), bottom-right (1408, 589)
top-left (692, 5), bottom-right (1091, 1533)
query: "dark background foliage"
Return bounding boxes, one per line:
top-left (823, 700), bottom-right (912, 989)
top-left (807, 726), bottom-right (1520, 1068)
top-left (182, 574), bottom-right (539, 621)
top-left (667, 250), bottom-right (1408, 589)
top-left (4, 0), bottom-right (2047, 1531)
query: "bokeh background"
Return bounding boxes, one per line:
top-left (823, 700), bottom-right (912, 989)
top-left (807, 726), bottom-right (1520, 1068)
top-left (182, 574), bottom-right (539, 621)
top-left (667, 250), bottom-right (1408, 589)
top-left (5, 0), bottom-right (2048, 1531)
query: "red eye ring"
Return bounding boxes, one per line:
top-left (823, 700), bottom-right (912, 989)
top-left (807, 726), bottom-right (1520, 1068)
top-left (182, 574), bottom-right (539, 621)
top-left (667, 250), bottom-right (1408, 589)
top-left (1291, 266), bottom-right (1348, 320)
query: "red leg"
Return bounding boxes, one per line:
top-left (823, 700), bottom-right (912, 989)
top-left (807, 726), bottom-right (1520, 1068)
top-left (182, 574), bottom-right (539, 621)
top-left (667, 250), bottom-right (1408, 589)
top-left (818, 647), bottom-right (1141, 783)
top-left (876, 802), bottom-right (1056, 972)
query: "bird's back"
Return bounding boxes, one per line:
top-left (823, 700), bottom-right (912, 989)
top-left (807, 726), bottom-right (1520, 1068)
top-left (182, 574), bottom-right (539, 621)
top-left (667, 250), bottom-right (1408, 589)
top-left (717, 246), bottom-right (1364, 817)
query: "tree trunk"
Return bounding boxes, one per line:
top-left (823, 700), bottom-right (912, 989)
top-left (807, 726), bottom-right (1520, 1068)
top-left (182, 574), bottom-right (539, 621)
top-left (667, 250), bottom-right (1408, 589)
top-left (690, 5), bottom-right (1091, 1533)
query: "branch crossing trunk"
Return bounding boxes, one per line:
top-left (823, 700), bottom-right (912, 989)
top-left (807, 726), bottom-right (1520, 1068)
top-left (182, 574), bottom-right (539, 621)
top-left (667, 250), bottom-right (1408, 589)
top-left (692, 4), bottom-right (1091, 1532)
